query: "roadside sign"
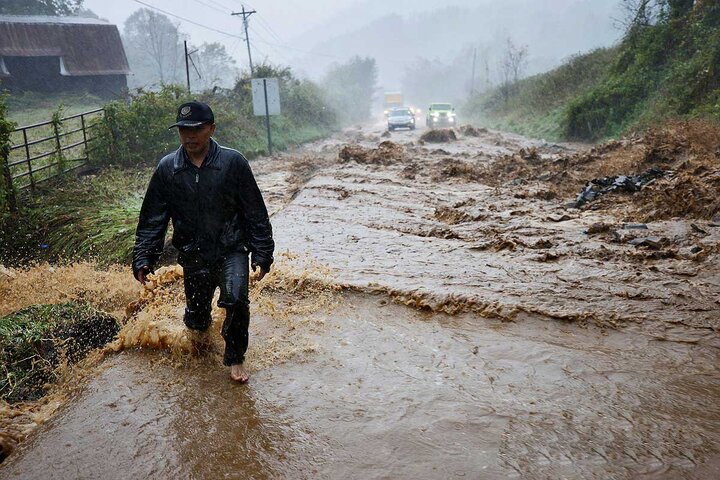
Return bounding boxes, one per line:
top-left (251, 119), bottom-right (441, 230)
top-left (250, 77), bottom-right (281, 155)
top-left (251, 78), bottom-right (280, 116)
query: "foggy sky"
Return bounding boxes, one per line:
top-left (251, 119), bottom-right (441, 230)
top-left (83, 0), bottom-right (624, 87)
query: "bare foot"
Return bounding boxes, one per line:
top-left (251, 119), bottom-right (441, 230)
top-left (230, 363), bottom-right (249, 383)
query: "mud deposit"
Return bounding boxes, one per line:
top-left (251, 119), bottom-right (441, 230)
top-left (2, 123), bottom-right (720, 479)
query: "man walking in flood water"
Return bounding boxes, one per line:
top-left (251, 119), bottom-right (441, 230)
top-left (132, 100), bottom-right (274, 383)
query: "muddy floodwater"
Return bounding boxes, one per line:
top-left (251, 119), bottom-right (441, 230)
top-left (1, 124), bottom-right (719, 479)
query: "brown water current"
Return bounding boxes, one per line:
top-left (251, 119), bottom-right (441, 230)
top-left (2, 124), bottom-right (720, 478)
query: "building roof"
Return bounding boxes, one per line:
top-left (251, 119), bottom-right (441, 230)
top-left (0, 15), bottom-right (112, 25)
top-left (0, 15), bottom-right (130, 76)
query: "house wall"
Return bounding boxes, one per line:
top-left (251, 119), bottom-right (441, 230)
top-left (1, 56), bottom-right (127, 98)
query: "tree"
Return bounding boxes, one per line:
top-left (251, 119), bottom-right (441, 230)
top-left (191, 43), bottom-right (238, 91)
top-left (499, 38), bottom-right (528, 102)
top-left (322, 56), bottom-right (378, 124)
top-left (401, 45), bottom-right (490, 107)
top-left (73, 7), bottom-right (100, 19)
top-left (0, 0), bottom-right (83, 15)
top-left (123, 8), bottom-right (183, 87)
top-left (615, 0), bottom-right (661, 33)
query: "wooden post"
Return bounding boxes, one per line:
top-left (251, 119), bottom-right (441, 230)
top-left (22, 128), bottom-right (34, 191)
top-left (80, 113), bottom-right (89, 165)
top-left (53, 120), bottom-right (63, 174)
top-left (1, 144), bottom-right (17, 212)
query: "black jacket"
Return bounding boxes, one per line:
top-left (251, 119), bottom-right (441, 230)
top-left (132, 139), bottom-right (274, 277)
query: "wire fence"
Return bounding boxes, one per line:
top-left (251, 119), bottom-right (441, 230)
top-left (1, 108), bottom-right (104, 211)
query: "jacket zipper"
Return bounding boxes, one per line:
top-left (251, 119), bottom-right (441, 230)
top-left (195, 169), bottom-right (200, 251)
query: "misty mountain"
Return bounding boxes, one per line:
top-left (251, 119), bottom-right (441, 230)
top-left (289, 0), bottom-right (622, 93)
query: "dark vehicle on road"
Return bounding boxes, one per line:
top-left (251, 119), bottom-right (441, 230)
top-left (387, 107), bottom-right (416, 131)
top-left (426, 103), bottom-right (457, 128)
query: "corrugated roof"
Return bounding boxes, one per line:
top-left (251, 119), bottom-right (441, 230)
top-left (0, 15), bottom-right (111, 25)
top-left (0, 16), bottom-right (130, 76)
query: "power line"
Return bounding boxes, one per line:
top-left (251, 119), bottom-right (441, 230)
top-left (235, 1), bottom-right (286, 44)
top-left (231, 5), bottom-right (256, 75)
top-left (251, 35), bottom-right (345, 60)
top-left (226, 0), bottom-right (368, 62)
top-left (204, 0), bottom-right (233, 10)
top-left (191, 0), bottom-right (229, 15)
top-left (255, 14), bottom-right (286, 45)
top-left (131, 0), bottom-right (242, 39)
top-left (248, 27), bottom-right (293, 64)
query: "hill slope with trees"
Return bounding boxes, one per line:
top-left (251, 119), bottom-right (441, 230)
top-left (466, 0), bottom-right (720, 141)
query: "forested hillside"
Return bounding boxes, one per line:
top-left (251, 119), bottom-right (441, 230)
top-left (467, 0), bottom-right (720, 141)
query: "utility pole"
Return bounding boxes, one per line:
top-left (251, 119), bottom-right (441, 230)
top-left (485, 57), bottom-right (490, 88)
top-left (470, 47), bottom-right (477, 96)
top-left (184, 40), bottom-right (201, 92)
top-left (184, 40), bottom-right (191, 92)
top-left (232, 5), bottom-right (257, 76)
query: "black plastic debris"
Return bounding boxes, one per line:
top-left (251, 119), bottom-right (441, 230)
top-left (628, 236), bottom-right (665, 249)
top-left (691, 223), bottom-right (709, 235)
top-left (548, 214), bottom-right (573, 222)
top-left (568, 167), bottom-right (665, 208)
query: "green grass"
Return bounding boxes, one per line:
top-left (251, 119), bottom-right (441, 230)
top-left (0, 302), bottom-right (119, 403)
top-left (5, 91), bottom-right (104, 126)
top-left (0, 168), bottom-right (150, 266)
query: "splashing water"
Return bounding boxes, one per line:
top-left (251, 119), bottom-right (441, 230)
top-left (0, 253), bottom-right (341, 463)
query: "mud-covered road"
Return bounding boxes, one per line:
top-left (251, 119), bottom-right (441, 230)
top-left (2, 123), bottom-right (719, 479)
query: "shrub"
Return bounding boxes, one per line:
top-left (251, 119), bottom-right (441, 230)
top-left (91, 64), bottom-right (337, 166)
top-left (0, 91), bottom-right (18, 215)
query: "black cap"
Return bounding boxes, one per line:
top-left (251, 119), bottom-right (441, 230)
top-left (168, 100), bottom-right (215, 129)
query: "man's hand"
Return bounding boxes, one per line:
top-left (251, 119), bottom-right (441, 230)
top-left (251, 264), bottom-right (267, 283)
top-left (136, 265), bottom-right (152, 285)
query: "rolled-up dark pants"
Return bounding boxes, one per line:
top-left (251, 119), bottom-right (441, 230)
top-left (182, 252), bottom-right (250, 366)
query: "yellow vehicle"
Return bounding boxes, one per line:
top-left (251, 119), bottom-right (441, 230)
top-left (383, 92), bottom-right (403, 117)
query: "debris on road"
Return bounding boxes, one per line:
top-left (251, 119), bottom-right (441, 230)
top-left (568, 167), bottom-right (666, 209)
top-left (420, 129), bottom-right (457, 143)
top-left (585, 222), bottom-right (613, 235)
top-left (469, 119), bottom-right (719, 221)
top-left (338, 141), bottom-right (405, 165)
top-left (628, 236), bottom-right (666, 249)
top-left (458, 125), bottom-right (488, 137)
top-left (432, 159), bottom-right (483, 182)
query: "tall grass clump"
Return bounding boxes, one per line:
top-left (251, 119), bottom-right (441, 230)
top-left (0, 169), bottom-right (150, 265)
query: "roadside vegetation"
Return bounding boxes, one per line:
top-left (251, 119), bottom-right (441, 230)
top-left (0, 302), bottom-right (119, 404)
top-left (466, 1), bottom-right (720, 141)
top-left (0, 63), bottom-right (340, 265)
top-left (464, 47), bottom-right (617, 141)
